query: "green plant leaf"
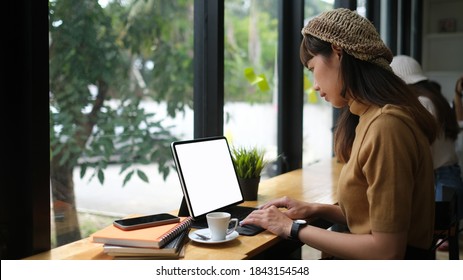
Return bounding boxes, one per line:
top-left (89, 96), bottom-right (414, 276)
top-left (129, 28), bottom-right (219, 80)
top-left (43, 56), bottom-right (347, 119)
top-left (137, 170), bottom-right (149, 183)
top-left (231, 146), bottom-right (267, 179)
top-left (97, 169), bottom-right (105, 184)
top-left (123, 170), bottom-right (134, 187)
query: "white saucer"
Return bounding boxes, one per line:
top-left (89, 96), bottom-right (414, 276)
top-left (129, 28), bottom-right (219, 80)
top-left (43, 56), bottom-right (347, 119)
top-left (189, 228), bottom-right (239, 244)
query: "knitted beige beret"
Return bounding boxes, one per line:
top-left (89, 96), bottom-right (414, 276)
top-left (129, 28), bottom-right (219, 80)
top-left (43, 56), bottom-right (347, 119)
top-left (302, 8), bottom-right (393, 71)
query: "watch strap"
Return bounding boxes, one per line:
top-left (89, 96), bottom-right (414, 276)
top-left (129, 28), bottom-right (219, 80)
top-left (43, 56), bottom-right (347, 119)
top-left (289, 220), bottom-right (306, 241)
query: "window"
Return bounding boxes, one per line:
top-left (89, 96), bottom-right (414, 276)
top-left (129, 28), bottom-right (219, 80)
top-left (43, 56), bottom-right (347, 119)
top-left (48, 0), bottom-right (335, 249)
top-left (223, 0), bottom-right (335, 172)
top-left (49, 0), bottom-right (194, 247)
top-left (302, 1), bottom-right (334, 165)
top-left (223, 0), bottom-right (279, 177)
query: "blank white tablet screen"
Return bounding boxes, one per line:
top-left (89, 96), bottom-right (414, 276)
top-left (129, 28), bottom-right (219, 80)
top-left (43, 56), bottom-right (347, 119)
top-left (172, 137), bottom-right (243, 217)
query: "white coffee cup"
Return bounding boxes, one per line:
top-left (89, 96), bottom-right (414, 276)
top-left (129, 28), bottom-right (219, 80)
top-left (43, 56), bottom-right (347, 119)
top-left (206, 212), bottom-right (239, 241)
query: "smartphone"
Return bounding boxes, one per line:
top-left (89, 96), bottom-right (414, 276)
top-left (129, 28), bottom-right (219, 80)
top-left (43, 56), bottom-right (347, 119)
top-left (113, 213), bottom-right (180, 231)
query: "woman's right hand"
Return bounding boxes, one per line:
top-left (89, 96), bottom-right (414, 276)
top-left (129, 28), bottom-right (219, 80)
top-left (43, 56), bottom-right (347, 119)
top-left (258, 196), bottom-right (316, 220)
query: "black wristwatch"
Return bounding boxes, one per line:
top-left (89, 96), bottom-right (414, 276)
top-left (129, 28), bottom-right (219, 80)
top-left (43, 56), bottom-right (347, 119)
top-left (289, 219), bottom-right (307, 241)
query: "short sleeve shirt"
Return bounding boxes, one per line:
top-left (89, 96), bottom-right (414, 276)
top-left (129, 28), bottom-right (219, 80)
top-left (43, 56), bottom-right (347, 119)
top-left (337, 100), bottom-right (435, 249)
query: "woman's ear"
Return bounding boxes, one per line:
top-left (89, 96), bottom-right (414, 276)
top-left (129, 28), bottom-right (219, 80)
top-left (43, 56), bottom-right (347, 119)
top-left (331, 45), bottom-right (343, 60)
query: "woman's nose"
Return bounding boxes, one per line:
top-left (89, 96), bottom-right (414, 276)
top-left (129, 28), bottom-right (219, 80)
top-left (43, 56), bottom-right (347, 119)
top-left (312, 80), bottom-right (320, 91)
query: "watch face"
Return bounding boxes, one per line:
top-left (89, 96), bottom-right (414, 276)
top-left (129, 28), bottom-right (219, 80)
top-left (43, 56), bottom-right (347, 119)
top-left (295, 219), bottom-right (307, 225)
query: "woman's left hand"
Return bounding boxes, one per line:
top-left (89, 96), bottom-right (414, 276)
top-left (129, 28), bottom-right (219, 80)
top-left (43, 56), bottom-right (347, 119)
top-left (241, 205), bottom-right (293, 238)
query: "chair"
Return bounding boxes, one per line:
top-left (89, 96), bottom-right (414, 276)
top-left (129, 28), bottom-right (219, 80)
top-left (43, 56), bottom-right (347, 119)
top-left (431, 186), bottom-right (460, 260)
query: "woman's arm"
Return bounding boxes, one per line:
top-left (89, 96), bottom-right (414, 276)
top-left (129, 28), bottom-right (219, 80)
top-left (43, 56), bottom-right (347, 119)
top-left (298, 226), bottom-right (408, 259)
top-left (308, 202), bottom-right (346, 225)
top-left (242, 203), bottom-right (407, 259)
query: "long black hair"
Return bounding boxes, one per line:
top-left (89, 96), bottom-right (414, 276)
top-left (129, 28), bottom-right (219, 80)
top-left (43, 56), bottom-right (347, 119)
top-left (411, 81), bottom-right (459, 140)
top-left (300, 35), bottom-right (437, 163)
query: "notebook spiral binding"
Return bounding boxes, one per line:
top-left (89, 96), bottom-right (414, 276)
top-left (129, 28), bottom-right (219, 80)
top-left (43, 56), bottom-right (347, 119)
top-left (159, 216), bottom-right (193, 248)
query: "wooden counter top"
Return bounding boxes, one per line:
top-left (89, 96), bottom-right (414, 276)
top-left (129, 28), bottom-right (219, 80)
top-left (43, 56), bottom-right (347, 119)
top-left (25, 158), bottom-right (342, 260)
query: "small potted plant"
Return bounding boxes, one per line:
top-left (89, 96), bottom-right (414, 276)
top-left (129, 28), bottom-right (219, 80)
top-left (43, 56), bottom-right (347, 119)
top-left (231, 146), bottom-right (267, 201)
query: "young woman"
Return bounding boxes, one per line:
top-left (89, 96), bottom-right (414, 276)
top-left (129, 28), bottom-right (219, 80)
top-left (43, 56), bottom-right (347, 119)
top-left (241, 8), bottom-right (438, 259)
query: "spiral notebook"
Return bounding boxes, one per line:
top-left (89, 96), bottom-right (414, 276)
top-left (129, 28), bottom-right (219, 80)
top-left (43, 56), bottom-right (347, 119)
top-left (91, 216), bottom-right (192, 248)
top-left (103, 229), bottom-right (189, 258)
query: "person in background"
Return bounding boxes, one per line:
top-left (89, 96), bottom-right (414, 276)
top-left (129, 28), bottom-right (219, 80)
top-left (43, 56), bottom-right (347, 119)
top-left (454, 75), bottom-right (463, 124)
top-left (453, 76), bottom-right (463, 170)
top-left (242, 8), bottom-right (437, 259)
top-left (454, 75), bottom-right (463, 214)
top-left (391, 55), bottom-right (463, 251)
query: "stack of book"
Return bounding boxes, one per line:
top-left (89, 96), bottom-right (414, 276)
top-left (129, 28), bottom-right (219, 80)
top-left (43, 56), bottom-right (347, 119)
top-left (91, 216), bottom-right (193, 259)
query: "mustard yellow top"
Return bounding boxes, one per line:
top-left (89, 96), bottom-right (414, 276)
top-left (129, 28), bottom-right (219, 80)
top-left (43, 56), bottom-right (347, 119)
top-left (338, 100), bottom-right (435, 249)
